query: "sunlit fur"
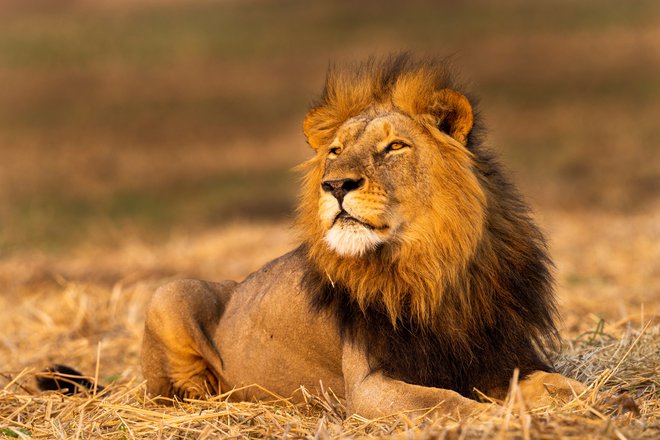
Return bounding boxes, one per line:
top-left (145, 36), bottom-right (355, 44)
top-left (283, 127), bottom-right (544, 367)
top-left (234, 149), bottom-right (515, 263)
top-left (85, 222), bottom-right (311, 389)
top-left (297, 54), bottom-right (557, 360)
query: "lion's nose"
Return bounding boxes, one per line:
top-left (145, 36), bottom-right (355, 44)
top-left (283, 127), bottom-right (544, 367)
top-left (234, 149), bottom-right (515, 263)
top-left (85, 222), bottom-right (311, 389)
top-left (321, 177), bottom-right (365, 204)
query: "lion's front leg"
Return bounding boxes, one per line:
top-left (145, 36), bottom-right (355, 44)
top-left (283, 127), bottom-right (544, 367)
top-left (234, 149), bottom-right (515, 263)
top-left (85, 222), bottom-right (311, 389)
top-left (141, 279), bottom-right (235, 400)
top-left (341, 343), bottom-right (493, 420)
top-left (516, 371), bottom-right (587, 408)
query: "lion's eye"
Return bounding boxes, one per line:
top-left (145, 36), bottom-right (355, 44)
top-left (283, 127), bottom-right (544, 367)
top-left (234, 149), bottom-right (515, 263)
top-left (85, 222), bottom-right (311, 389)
top-left (385, 141), bottom-right (409, 153)
top-left (329, 146), bottom-right (343, 156)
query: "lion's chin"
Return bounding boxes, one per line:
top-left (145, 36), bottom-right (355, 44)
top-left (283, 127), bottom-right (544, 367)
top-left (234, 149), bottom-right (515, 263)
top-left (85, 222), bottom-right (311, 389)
top-left (324, 222), bottom-right (385, 257)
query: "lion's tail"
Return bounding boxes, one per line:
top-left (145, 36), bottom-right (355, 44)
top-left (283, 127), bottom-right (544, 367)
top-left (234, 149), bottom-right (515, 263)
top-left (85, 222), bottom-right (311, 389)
top-left (36, 364), bottom-right (105, 396)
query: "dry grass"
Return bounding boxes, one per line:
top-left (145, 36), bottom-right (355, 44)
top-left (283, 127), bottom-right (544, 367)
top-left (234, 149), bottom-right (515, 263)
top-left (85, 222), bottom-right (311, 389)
top-left (1, 206), bottom-right (658, 439)
top-left (1, 325), bottom-right (658, 439)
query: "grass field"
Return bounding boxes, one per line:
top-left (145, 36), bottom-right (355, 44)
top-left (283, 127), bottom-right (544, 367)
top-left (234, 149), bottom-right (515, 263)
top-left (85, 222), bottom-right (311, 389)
top-left (0, 0), bottom-right (658, 438)
top-left (1, 214), bottom-right (658, 438)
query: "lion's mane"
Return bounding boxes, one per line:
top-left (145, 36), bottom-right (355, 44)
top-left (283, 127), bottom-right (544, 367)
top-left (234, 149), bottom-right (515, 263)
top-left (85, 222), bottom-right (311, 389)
top-left (298, 54), bottom-right (558, 397)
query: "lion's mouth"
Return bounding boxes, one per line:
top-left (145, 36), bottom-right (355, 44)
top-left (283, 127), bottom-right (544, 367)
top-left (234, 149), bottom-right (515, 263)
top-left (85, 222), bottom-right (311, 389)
top-left (333, 210), bottom-right (373, 229)
top-left (333, 210), bottom-right (388, 231)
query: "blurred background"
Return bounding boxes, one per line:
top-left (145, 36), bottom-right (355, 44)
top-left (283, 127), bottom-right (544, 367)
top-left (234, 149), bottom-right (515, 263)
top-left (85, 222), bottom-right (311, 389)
top-left (0, 0), bottom-right (658, 256)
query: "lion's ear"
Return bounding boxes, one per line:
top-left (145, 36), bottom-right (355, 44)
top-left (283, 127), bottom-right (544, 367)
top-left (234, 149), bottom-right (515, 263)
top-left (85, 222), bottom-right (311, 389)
top-left (429, 89), bottom-right (473, 145)
top-left (303, 107), bottom-right (327, 150)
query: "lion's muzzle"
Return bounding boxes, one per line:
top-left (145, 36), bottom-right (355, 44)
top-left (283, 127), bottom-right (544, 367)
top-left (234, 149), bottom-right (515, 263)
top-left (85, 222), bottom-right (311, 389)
top-left (321, 177), bottom-right (365, 206)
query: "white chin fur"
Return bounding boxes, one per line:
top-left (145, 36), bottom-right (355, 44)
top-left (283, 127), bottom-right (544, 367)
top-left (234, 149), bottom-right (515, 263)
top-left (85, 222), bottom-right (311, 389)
top-left (324, 223), bottom-right (384, 256)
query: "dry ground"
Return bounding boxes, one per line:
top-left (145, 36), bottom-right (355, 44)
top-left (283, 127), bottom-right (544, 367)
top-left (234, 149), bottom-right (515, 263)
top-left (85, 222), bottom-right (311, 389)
top-left (0, 205), bottom-right (658, 439)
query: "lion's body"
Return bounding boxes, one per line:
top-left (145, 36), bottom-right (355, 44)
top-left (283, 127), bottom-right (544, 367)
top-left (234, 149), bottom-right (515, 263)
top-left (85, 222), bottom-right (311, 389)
top-left (142, 250), bottom-right (345, 402)
top-left (142, 55), bottom-right (585, 418)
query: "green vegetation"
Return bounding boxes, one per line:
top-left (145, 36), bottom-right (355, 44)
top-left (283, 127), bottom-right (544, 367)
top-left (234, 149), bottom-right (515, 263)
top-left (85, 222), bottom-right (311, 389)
top-left (0, 427), bottom-right (32, 438)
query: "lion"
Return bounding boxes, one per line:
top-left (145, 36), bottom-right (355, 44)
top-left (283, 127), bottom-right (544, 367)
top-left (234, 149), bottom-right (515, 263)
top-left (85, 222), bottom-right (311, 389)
top-left (141, 54), bottom-right (585, 419)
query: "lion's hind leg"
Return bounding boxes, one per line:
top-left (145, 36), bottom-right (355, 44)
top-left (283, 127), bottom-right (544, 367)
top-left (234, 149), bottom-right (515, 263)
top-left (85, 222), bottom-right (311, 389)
top-left (141, 279), bottom-right (235, 400)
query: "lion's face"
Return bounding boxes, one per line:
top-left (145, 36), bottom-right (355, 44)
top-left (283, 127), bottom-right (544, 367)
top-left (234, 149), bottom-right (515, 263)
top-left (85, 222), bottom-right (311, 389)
top-left (318, 113), bottom-right (427, 256)
top-left (312, 109), bottom-right (486, 262)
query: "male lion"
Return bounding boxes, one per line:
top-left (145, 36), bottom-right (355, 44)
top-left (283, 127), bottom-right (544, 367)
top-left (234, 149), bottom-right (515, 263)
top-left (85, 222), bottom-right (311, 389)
top-left (142, 54), bottom-right (585, 418)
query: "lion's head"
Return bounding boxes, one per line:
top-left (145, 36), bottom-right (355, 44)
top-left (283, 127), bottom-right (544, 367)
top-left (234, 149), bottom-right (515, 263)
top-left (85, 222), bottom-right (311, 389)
top-left (297, 55), bottom-right (557, 395)
top-left (297, 52), bottom-right (555, 343)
